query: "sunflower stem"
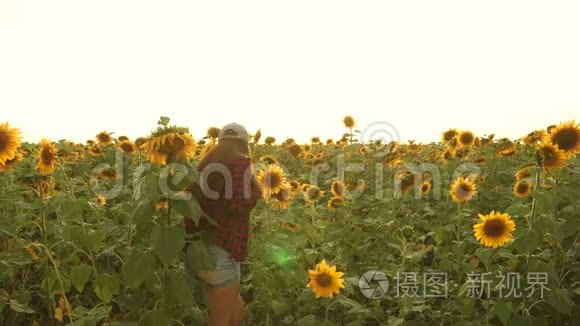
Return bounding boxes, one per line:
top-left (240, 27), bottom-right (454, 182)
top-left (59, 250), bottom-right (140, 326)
top-left (529, 168), bottom-right (542, 229)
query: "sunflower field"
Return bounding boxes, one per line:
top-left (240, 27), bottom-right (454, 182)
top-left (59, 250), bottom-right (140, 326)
top-left (0, 117), bottom-right (579, 325)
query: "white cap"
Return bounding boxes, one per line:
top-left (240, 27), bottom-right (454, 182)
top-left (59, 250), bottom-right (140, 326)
top-left (218, 122), bottom-right (249, 143)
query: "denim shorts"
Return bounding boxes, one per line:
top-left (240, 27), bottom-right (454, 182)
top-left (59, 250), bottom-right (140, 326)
top-left (191, 244), bottom-right (241, 288)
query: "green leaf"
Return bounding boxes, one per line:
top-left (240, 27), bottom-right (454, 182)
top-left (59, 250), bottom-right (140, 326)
top-left (335, 294), bottom-right (361, 308)
top-left (166, 271), bottom-right (194, 306)
top-left (158, 116), bottom-right (171, 127)
top-left (532, 190), bottom-right (555, 214)
top-left (94, 274), bottom-right (120, 304)
top-left (185, 240), bottom-right (215, 272)
top-left (122, 251), bottom-right (158, 289)
top-left (513, 229), bottom-right (543, 254)
top-left (270, 299), bottom-right (289, 316)
top-left (81, 230), bottom-right (107, 252)
top-left (548, 288), bottom-right (572, 314)
top-left (296, 315), bottom-right (318, 326)
top-left (137, 310), bottom-right (172, 326)
top-left (505, 203), bottom-right (529, 217)
top-left (131, 199), bottom-right (154, 226)
top-left (8, 299), bottom-right (34, 314)
top-left (151, 224), bottom-right (185, 266)
top-left (172, 198), bottom-right (204, 225)
top-left (495, 301), bottom-right (512, 325)
top-left (70, 264), bottom-right (93, 293)
top-left (476, 248), bottom-right (492, 268)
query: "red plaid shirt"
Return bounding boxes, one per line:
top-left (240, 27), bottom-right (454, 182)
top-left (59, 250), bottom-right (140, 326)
top-left (186, 157), bottom-right (261, 261)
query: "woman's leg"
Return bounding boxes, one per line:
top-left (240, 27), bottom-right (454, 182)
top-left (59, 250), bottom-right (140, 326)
top-left (204, 281), bottom-right (239, 326)
top-left (230, 293), bottom-right (246, 326)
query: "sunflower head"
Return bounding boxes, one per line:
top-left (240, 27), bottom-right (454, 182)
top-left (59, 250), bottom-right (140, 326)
top-left (307, 259), bottom-right (345, 299)
top-left (343, 116), bottom-right (355, 129)
top-left (546, 120), bottom-right (580, 156)
top-left (513, 180), bottom-right (533, 198)
top-left (118, 140), bottom-right (135, 155)
top-left (457, 131), bottom-right (475, 147)
top-left (271, 183), bottom-right (295, 209)
top-left (117, 136), bottom-right (129, 142)
top-left (449, 176), bottom-right (477, 203)
top-left (420, 181), bottom-right (432, 196)
top-left (281, 221), bottom-right (301, 233)
top-left (523, 130), bottom-right (546, 146)
top-left (264, 136), bottom-right (276, 145)
top-left (96, 131), bottom-right (113, 146)
top-left (36, 139), bottom-right (58, 175)
top-left (0, 152), bottom-right (23, 172)
top-left (207, 127), bottom-right (221, 139)
top-left (0, 122), bottom-right (22, 165)
top-left (257, 165), bottom-right (287, 199)
top-left (537, 143), bottom-right (567, 172)
top-left (304, 185), bottom-right (323, 204)
top-left (473, 211), bottom-right (516, 248)
top-left (327, 197), bottom-right (345, 211)
top-left (96, 195), bottom-right (107, 206)
top-left (515, 165), bottom-right (533, 181)
top-left (441, 129), bottom-right (458, 143)
top-left (288, 144), bottom-right (302, 157)
top-left (257, 156), bottom-right (276, 166)
top-left (311, 137), bottom-right (320, 144)
top-left (330, 180), bottom-right (347, 199)
top-left (142, 130), bottom-right (196, 165)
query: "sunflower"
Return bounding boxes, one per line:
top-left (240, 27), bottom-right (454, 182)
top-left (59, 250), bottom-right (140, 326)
top-left (118, 140), bottom-right (135, 155)
top-left (399, 173), bottom-right (416, 195)
top-left (141, 131), bottom-right (196, 165)
top-left (259, 155), bottom-right (278, 165)
top-left (88, 146), bottom-right (102, 156)
top-left (523, 130), bottom-right (546, 146)
top-left (327, 197), bottom-right (345, 211)
top-left (343, 116), bottom-right (355, 129)
top-left (96, 195), bottom-right (106, 206)
top-left (457, 130), bottom-right (475, 147)
top-left (0, 122), bottom-right (22, 165)
top-left (96, 131), bottom-right (113, 146)
top-left (0, 152), bottom-right (23, 172)
top-left (330, 180), bottom-right (347, 199)
top-left (383, 153), bottom-right (401, 167)
top-left (117, 135), bottom-right (129, 142)
top-left (307, 259), bottom-right (345, 299)
top-left (473, 211), bottom-right (516, 248)
top-left (546, 120), bottom-right (580, 156)
top-left (36, 139), bottom-right (57, 174)
top-left (271, 183), bottom-right (295, 209)
top-left (537, 143), bottom-right (567, 172)
top-left (281, 221), bottom-right (301, 233)
top-left (311, 137), bottom-right (320, 144)
top-left (497, 143), bottom-right (516, 157)
top-left (288, 144), bottom-right (302, 157)
top-left (326, 139), bottom-right (334, 145)
top-left (264, 136), bottom-right (276, 145)
top-left (198, 140), bottom-right (216, 160)
top-left (206, 127), bottom-right (221, 139)
top-left (420, 181), bottom-right (432, 196)
top-left (304, 185), bottom-right (323, 204)
top-left (257, 165), bottom-right (286, 199)
top-left (513, 180), bottom-right (532, 198)
top-left (441, 129), bottom-right (458, 143)
top-left (515, 166), bottom-right (533, 181)
top-left (449, 176), bottom-right (477, 203)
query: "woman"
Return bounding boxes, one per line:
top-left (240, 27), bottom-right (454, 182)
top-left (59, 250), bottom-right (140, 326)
top-left (185, 122), bottom-right (262, 326)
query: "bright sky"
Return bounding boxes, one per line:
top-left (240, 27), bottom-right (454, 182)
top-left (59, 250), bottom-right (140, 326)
top-left (1, 1), bottom-right (579, 144)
